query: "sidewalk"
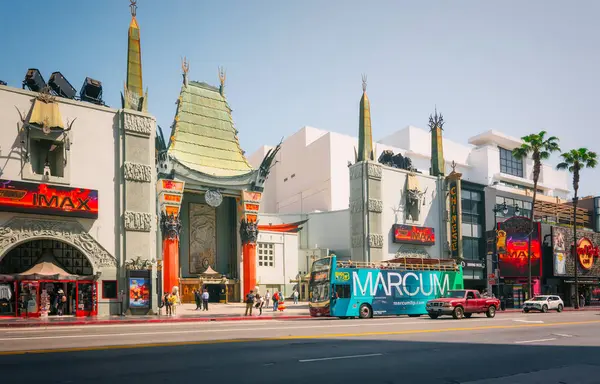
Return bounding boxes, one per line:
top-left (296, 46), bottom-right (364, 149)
top-left (0, 302), bottom-right (312, 328)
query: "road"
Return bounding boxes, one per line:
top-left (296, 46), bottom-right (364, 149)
top-left (1, 311), bottom-right (600, 383)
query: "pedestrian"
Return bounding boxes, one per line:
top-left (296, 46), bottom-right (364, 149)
top-left (580, 293), bottom-right (585, 308)
top-left (245, 290), bottom-right (255, 316)
top-left (170, 286), bottom-right (180, 315)
top-left (193, 288), bottom-right (201, 310)
top-left (293, 289), bottom-right (299, 304)
top-left (272, 290), bottom-right (279, 311)
top-left (265, 290), bottom-right (271, 308)
top-left (55, 289), bottom-right (66, 316)
top-left (255, 293), bottom-right (264, 316)
top-left (202, 289), bottom-right (209, 311)
top-left (164, 292), bottom-right (172, 316)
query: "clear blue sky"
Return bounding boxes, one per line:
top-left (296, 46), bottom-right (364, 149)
top-left (1, 0), bottom-right (599, 196)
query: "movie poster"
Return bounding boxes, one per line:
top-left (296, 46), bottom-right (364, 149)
top-left (129, 278), bottom-right (150, 308)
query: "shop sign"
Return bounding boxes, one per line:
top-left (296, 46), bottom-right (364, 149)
top-left (577, 237), bottom-right (600, 270)
top-left (0, 179), bottom-right (98, 219)
top-left (461, 261), bottom-right (485, 269)
top-left (392, 224), bottom-right (435, 245)
top-left (448, 181), bottom-right (460, 257)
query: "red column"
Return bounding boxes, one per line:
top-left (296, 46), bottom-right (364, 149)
top-left (240, 218), bottom-right (259, 297)
top-left (161, 212), bottom-right (182, 295)
top-left (162, 237), bottom-right (180, 294)
top-left (242, 242), bottom-right (257, 295)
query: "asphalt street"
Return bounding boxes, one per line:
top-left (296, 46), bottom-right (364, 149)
top-left (1, 311), bottom-right (599, 384)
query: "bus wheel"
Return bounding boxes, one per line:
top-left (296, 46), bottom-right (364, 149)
top-left (359, 304), bottom-right (372, 319)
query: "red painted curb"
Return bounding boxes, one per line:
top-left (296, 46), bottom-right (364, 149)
top-left (0, 315), bottom-right (313, 328)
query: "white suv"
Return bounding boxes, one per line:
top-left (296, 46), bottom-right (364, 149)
top-left (523, 295), bottom-right (564, 313)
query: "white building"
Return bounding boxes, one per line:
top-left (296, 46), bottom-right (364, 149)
top-left (248, 125), bottom-right (570, 215)
top-left (0, 84), bottom-right (157, 316)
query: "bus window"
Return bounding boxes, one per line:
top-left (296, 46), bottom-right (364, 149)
top-left (311, 283), bottom-right (329, 303)
top-left (335, 285), bottom-right (351, 299)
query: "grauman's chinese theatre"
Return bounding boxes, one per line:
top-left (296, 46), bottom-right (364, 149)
top-left (156, 63), bottom-right (279, 302)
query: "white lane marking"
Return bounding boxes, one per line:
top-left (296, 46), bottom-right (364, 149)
top-left (514, 338), bottom-right (556, 344)
top-left (553, 333), bottom-right (573, 337)
top-left (513, 319), bottom-right (544, 324)
top-left (299, 353), bottom-right (382, 363)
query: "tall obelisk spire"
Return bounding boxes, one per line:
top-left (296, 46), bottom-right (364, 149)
top-left (122, 0), bottom-right (147, 111)
top-left (356, 75), bottom-right (374, 162)
top-left (429, 107), bottom-right (445, 176)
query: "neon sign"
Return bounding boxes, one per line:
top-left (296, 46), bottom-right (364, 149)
top-left (577, 238), bottom-right (600, 270)
top-left (392, 224), bottom-right (435, 245)
top-left (448, 183), bottom-right (460, 257)
top-left (0, 179), bottom-right (98, 219)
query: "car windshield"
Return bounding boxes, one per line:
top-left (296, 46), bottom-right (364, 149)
top-left (444, 290), bottom-right (466, 298)
top-left (531, 297), bottom-right (549, 301)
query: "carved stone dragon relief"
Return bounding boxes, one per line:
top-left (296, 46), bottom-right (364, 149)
top-left (124, 162), bottom-right (152, 183)
top-left (123, 113), bottom-right (152, 136)
top-left (0, 217), bottom-right (117, 268)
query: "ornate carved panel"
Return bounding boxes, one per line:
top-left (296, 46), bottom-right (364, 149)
top-left (124, 162), bottom-right (152, 183)
top-left (124, 211), bottom-right (152, 232)
top-left (350, 200), bottom-right (364, 214)
top-left (0, 217), bottom-right (117, 268)
top-left (367, 163), bottom-right (382, 179)
top-left (189, 203), bottom-right (216, 274)
top-left (123, 113), bottom-right (152, 136)
top-left (349, 165), bottom-right (363, 180)
top-left (368, 198), bottom-right (383, 213)
top-left (351, 234), bottom-right (364, 248)
top-left (368, 234), bottom-right (384, 248)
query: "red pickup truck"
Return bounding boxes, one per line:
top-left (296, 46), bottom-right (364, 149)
top-left (426, 289), bottom-right (500, 319)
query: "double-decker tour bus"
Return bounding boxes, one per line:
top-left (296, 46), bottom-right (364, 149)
top-left (309, 254), bottom-right (464, 318)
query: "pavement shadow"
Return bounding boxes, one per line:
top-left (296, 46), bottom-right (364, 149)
top-left (1, 336), bottom-right (600, 384)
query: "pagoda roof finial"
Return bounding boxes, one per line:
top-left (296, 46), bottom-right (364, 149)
top-left (130, 0), bottom-right (137, 17)
top-left (181, 57), bottom-right (189, 86)
top-left (218, 67), bottom-right (226, 96)
top-left (361, 74), bottom-right (367, 92)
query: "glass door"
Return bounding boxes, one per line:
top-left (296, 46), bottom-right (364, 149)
top-left (76, 281), bottom-right (97, 317)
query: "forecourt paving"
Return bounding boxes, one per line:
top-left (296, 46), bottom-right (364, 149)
top-left (0, 311), bottom-right (599, 383)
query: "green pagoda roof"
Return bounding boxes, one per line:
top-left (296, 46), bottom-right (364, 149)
top-left (168, 80), bottom-right (254, 177)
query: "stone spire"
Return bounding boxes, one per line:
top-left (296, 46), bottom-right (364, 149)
top-left (122, 0), bottom-right (147, 112)
top-left (429, 107), bottom-right (445, 176)
top-left (356, 75), bottom-right (374, 162)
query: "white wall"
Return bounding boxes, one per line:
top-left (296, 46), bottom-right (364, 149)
top-left (248, 125), bottom-right (572, 214)
top-left (256, 230), bottom-right (298, 297)
top-left (379, 166), bottom-right (444, 259)
top-left (0, 86), bottom-right (118, 258)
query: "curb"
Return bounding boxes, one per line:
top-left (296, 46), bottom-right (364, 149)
top-left (0, 315), bottom-right (313, 328)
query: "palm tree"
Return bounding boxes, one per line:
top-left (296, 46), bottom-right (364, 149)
top-left (556, 148), bottom-right (598, 309)
top-left (512, 131), bottom-right (560, 299)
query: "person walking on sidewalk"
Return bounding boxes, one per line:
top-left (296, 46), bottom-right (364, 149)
top-left (272, 290), bottom-right (279, 311)
top-left (202, 289), bottom-right (209, 311)
top-left (293, 289), bottom-right (299, 304)
top-left (255, 293), bottom-right (265, 316)
top-left (244, 290), bottom-right (255, 316)
top-left (264, 290), bottom-right (271, 308)
top-left (163, 292), bottom-right (172, 316)
top-left (55, 289), bottom-right (66, 316)
top-left (193, 288), bottom-right (201, 310)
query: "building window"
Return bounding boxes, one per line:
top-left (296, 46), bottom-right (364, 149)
top-left (495, 196), bottom-right (532, 220)
top-left (258, 243), bottom-right (275, 267)
top-left (102, 280), bottom-right (118, 299)
top-left (499, 147), bottom-right (524, 178)
top-left (461, 188), bottom-right (485, 262)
